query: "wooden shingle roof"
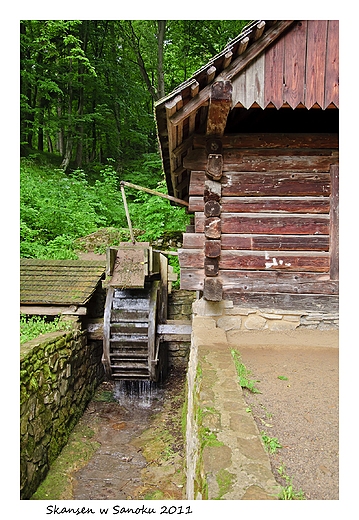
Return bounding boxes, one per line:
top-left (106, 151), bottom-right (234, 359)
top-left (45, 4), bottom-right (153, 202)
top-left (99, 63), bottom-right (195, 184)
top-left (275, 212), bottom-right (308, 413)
top-left (20, 259), bottom-right (106, 307)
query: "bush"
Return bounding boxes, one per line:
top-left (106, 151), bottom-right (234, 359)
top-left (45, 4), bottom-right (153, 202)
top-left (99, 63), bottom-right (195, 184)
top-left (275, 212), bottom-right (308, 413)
top-left (20, 156), bottom-right (189, 259)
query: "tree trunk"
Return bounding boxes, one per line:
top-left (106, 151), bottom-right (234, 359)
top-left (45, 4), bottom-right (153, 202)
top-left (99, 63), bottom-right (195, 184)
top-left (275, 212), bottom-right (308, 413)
top-left (57, 101), bottom-right (64, 155)
top-left (37, 98), bottom-right (45, 152)
top-left (60, 136), bottom-right (73, 171)
top-left (157, 21), bottom-right (166, 100)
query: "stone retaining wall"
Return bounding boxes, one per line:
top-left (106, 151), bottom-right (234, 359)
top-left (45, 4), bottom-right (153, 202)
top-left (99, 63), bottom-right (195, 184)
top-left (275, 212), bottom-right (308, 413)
top-left (193, 298), bottom-right (339, 331)
top-left (166, 290), bottom-right (196, 367)
top-left (20, 321), bottom-right (103, 499)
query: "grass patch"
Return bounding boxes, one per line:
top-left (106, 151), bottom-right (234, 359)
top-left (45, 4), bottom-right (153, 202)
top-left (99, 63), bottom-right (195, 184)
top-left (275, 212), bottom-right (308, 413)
top-left (231, 349), bottom-right (261, 393)
top-left (20, 314), bottom-right (73, 344)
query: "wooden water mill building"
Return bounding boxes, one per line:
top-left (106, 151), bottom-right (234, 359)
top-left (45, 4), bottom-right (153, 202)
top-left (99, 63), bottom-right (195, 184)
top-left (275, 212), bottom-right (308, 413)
top-left (155, 20), bottom-right (339, 313)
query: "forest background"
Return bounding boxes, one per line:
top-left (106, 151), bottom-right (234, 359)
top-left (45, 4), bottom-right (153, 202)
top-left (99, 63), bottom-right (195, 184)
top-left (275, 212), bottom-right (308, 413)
top-left (20, 19), bottom-right (249, 265)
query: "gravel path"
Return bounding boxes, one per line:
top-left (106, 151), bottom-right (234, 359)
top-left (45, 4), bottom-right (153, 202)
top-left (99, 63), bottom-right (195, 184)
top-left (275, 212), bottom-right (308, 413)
top-left (238, 343), bottom-right (339, 500)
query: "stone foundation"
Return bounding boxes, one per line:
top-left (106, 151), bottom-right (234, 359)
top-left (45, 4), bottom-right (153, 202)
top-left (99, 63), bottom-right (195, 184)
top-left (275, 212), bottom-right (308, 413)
top-left (193, 298), bottom-right (339, 331)
top-left (166, 290), bottom-right (196, 367)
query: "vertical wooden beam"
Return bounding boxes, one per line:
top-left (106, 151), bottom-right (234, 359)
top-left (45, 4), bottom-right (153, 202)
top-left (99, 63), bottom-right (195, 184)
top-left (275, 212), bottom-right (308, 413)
top-left (324, 20), bottom-right (339, 109)
top-left (283, 20), bottom-right (307, 108)
top-left (206, 80), bottom-right (233, 137)
top-left (329, 164), bottom-right (339, 281)
top-left (264, 34), bottom-right (284, 109)
top-left (305, 20), bottom-right (328, 108)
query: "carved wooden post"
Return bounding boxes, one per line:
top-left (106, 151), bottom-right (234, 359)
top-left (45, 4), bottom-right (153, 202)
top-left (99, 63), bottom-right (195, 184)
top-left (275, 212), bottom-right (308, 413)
top-left (203, 80), bottom-right (232, 301)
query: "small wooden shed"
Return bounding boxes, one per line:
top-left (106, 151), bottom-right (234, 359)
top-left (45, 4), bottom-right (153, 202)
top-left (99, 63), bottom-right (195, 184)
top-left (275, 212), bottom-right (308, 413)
top-left (155, 20), bottom-right (339, 313)
top-left (20, 259), bottom-right (106, 316)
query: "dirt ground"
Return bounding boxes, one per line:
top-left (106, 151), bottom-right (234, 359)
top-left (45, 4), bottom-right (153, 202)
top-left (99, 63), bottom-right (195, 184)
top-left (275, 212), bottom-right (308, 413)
top-left (237, 337), bottom-right (339, 500)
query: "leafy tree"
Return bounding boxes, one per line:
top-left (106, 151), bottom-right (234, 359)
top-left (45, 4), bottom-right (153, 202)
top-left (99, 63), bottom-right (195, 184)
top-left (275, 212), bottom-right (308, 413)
top-left (20, 19), bottom-right (249, 171)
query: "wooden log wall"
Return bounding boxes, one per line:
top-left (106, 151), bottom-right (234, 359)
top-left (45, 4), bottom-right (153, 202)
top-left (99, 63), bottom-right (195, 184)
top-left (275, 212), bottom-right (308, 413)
top-left (178, 132), bottom-right (339, 312)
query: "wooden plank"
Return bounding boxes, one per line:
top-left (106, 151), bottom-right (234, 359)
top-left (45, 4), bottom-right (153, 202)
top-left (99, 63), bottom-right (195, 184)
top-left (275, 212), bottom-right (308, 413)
top-left (20, 305), bottom-right (87, 316)
top-left (324, 20), bottom-right (339, 108)
top-left (219, 270), bottom-right (338, 294)
top-left (184, 148), bottom-right (337, 172)
top-left (219, 250), bottom-right (329, 272)
top-left (109, 247), bottom-right (148, 288)
top-left (190, 171), bottom-right (331, 197)
top-left (305, 20), bottom-right (328, 108)
top-left (182, 233), bottom-right (205, 249)
top-left (180, 268), bottom-right (338, 296)
top-left (178, 248), bottom-right (330, 272)
top-left (264, 31), bottom-right (284, 108)
top-left (182, 232), bottom-right (329, 251)
top-left (222, 291), bottom-right (338, 313)
top-left (189, 196), bottom-right (330, 214)
top-left (180, 268), bottom-right (204, 291)
top-left (221, 234), bottom-right (329, 251)
top-left (195, 213), bottom-right (329, 235)
top-left (329, 164), bottom-right (339, 280)
top-left (157, 322), bottom-right (192, 336)
top-left (232, 53), bottom-right (265, 108)
top-left (282, 20), bottom-right (307, 108)
top-left (193, 132), bottom-right (339, 149)
top-left (178, 248), bottom-right (204, 269)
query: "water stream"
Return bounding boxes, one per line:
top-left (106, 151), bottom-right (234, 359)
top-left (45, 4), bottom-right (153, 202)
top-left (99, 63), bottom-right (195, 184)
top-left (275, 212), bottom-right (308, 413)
top-left (72, 380), bottom-right (166, 500)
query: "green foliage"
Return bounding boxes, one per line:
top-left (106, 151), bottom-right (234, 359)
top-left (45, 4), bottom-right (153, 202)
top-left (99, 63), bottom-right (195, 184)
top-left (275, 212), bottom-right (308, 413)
top-left (20, 155), bottom-right (189, 259)
top-left (20, 20), bottom-right (249, 167)
top-left (277, 465), bottom-right (306, 500)
top-left (261, 432), bottom-right (282, 454)
top-left (20, 315), bottom-right (72, 344)
top-left (231, 349), bottom-right (261, 394)
top-left (128, 180), bottom-right (189, 242)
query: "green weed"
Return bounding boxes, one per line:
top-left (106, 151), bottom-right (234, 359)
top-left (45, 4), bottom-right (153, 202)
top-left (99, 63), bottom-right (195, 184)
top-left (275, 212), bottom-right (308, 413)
top-left (261, 432), bottom-right (282, 454)
top-left (231, 349), bottom-right (261, 393)
top-left (277, 465), bottom-right (306, 500)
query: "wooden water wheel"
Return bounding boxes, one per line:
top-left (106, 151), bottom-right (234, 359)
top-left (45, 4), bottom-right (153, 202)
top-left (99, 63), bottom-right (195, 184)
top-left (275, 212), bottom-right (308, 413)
top-left (102, 243), bottom-right (169, 382)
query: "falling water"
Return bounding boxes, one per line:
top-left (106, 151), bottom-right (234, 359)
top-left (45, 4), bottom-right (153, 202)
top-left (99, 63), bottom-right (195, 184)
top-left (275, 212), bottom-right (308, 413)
top-left (113, 380), bottom-right (164, 409)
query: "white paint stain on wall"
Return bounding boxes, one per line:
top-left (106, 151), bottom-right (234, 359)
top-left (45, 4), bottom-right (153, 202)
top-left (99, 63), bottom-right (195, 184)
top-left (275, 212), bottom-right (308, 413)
top-left (265, 257), bottom-right (278, 269)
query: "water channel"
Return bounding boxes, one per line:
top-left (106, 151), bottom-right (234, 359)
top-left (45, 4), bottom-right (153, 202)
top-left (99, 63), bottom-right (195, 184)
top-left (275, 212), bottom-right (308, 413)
top-left (32, 369), bottom-right (187, 501)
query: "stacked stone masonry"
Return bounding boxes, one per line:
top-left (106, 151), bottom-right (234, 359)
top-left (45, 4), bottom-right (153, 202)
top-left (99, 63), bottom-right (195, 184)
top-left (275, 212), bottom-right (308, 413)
top-left (193, 298), bottom-right (338, 331)
top-left (20, 322), bottom-right (103, 499)
top-left (166, 290), bottom-right (197, 367)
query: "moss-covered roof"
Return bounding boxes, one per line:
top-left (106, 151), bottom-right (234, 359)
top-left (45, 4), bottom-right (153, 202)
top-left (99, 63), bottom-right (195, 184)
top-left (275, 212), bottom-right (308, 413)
top-left (20, 259), bottom-right (106, 305)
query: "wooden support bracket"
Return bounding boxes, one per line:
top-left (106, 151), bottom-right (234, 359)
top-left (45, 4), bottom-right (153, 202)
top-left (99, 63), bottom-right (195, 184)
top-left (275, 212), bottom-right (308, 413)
top-left (206, 80), bottom-right (233, 137)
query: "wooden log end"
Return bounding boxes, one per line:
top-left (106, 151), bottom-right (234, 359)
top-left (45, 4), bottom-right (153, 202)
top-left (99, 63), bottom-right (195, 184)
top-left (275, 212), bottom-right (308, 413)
top-left (203, 277), bottom-right (223, 301)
